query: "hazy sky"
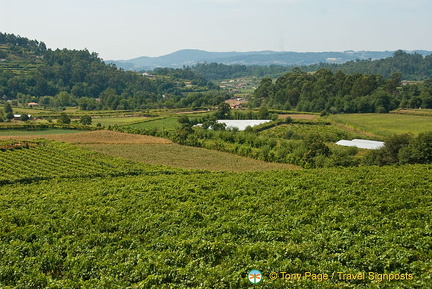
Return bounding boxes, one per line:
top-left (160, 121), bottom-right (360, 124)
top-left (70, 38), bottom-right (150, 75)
top-left (1, 0), bottom-right (431, 60)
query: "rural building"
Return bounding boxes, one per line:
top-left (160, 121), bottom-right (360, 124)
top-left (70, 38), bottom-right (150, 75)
top-left (225, 98), bottom-right (248, 109)
top-left (27, 102), bottom-right (39, 106)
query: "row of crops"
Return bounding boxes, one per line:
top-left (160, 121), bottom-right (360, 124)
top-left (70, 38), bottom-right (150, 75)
top-left (0, 142), bottom-right (431, 288)
top-left (0, 140), bottom-right (183, 185)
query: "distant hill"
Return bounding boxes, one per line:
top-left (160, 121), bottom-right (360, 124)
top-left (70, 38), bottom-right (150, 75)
top-left (107, 49), bottom-right (432, 71)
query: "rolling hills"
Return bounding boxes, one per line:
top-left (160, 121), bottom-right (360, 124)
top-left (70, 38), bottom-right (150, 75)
top-left (107, 49), bottom-right (432, 71)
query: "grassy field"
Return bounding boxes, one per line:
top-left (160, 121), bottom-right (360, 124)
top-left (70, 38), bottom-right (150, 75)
top-left (391, 108), bottom-right (432, 116)
top-left (80, 143), bottom-right (300, 172)
top-left (91, 116), bottom-right (149, 127)
top-left (128, 116), bottom-right (182, 132)
top-left (328, 113), bottom-right (432, 137)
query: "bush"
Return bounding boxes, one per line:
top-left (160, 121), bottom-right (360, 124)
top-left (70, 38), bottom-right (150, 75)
top-left (80, 115), bottom-right (92, 125)
top-left (57, 113), bottom-right (71, 124)
top-left (399, 131), bottom-right (432, 164)
top-left (19, 114), bottom-right (29, 121)
top-left (5, 112), bottom-right (14, 121)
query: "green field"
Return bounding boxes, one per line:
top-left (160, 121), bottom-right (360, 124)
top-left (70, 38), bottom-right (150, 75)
top-left (0, 142), bottom-right (431, 288)
top-left (91, 117), bottom-right (150, 127)
top-left (329, 113), bottom-right (432, 137)
top-left (128, 116), bottom-right (182, 132)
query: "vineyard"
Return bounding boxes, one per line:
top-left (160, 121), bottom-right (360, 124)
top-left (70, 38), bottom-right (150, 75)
top-left (0, 140), bottom-right (181, 185)
top-left (0, 140), bottom-right (431, 288)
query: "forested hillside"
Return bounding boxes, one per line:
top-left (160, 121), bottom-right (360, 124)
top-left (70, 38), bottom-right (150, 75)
top-left (174, 50), bottom-right (432, 81)
top-left (2, 32), bottom-right (432, 114)
top-left (0, 32), bottom-right (228, 110)
top-left (251, 68), bottom-right (432, 113)
top-left (304, 50), bottom-right (432, 80)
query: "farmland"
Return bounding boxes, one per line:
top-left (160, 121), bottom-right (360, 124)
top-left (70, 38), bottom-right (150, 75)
top-left (0, 140), bottom-right (177, 185)
top-left (0, 142), bottom-right (431, 288)
top-left (28, 130), bottom-right (172, 145)
top-left (81, 143), bottom-right (299, 172)
top-left (328, 113), bottom-right (432, 137)
top-left (1, 110), bottom-right (432, 287)
top-left (0, 130), bottom-right (295, 171)
top-left (0, 129), bottom-right (84, 137)
top-left (127, 116), bottom-right (184, 132)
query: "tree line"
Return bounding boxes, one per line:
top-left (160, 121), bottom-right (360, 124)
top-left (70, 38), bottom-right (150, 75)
top-left (173, 50), bottom-right (432, 81)
top-left (251, 68), bottom-right (432, 113)
top-left (304, 50), bottom-right (432, 80)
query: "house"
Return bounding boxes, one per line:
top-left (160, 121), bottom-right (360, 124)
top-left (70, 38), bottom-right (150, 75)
top-left (27, 102), bottom-right (39, 107)
top-left (225, 98), bottom-right (248, 109)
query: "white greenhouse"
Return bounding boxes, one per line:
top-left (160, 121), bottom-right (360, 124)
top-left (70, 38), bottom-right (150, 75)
top-left (336, 139), bottom-right (385, 150)
top-left (216, 120), bottom-right (272, 131)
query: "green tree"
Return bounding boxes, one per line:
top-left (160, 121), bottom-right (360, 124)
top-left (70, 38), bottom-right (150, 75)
top-left (3, 102), bottom-right (13, 114)
top-left (56, 91), bottom-right (73, 107)
top-left (19, 114), bottom-right (30, 121)
top-left (174, 123), bottom-right (194, 144)
top-left (215, 102), bottom-right (231, 119)
top-left (178, 116), bottom-right (190, 125)
top-left (303, 134), bottom-right (331, 168)
top-left (80, 115), bottom-right (92, 125)
top-left (57, 112), bottom-right (71, 124)
top-left (364, 133), bottom-right (413, 165)
top-left (384, 72), bottom-right (402, 94)
top-left (399, 131), bottom-right (432, 164)
top-left (258, 106), bottom-right (269, 119)
top-left (5, 112), bottom-right (14, 121)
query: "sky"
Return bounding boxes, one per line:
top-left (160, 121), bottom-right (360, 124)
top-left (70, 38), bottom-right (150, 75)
top-left (1, 0), bottom-right (432, 60)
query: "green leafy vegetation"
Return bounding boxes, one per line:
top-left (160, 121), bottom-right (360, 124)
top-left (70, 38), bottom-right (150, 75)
top-left (0, 140), bottom-right (178, 185)
top-left (251, 68), bottom-right (432, 113)
top-left (0, 149), bottom-right (431, 287)
top-left (304, 50), bottom-right (432, 80)
top-left (365, 131), bottom-right (432, 166)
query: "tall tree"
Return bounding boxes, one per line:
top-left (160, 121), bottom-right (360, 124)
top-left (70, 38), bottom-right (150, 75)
top-left (3, 103), bottom-right (13, 114)
top-left (215, 102), bottom-right (231, 119)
